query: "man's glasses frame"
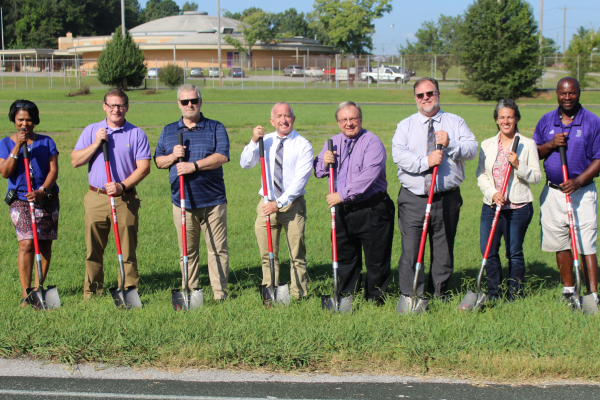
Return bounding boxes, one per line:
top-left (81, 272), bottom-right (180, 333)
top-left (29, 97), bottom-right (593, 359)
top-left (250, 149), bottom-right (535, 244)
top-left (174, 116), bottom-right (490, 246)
top-left (337, 117), bottom-right (361, 125)
top-left (104, 102), bottom-right (128, 110)
top-left (414, 91), bottom-right (439, 100)
top-left (179, 98), bottom-right (200, 106)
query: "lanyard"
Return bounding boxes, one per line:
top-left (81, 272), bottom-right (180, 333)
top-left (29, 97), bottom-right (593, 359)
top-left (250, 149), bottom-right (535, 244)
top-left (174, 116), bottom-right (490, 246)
top-left (337, 129), bottom-right (362, 175)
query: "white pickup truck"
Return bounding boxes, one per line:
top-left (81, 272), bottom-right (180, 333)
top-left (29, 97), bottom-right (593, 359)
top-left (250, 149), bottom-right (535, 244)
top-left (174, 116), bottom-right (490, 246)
top-left (360, 67), bottom-right (410, 83)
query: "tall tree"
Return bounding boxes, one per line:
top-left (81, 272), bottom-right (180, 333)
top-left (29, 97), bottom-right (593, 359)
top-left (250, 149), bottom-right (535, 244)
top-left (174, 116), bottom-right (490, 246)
top-left (310, 0), bottom-right (392, 54)
top-left (224, 10), bottom-right (279, 68)
top-left (564, 27), bottom-right (600, 88)
top-left (400, 15), bottom-right (461, 81)
top-left (96, 27), bottom-right (147, 90)
top-left (222, 7), bottom-right (263, 22)
top-left (141, 0), bottom-right (180, 23)
top-left (274, 8), bottom-right (316, 38)
top-left (182, 2), bottom-right (198, 12)
top-left (459, 0), bottom-right (542, 100)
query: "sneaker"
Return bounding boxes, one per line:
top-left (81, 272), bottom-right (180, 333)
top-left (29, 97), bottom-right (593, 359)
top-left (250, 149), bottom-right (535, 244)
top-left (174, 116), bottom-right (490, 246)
top-left (561, 292), bottom-right (576, 308)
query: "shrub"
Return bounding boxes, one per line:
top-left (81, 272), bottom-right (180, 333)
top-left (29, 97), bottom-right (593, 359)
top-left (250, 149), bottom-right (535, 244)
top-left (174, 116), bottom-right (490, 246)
top-left (158, 64), bottom-right (184, 89)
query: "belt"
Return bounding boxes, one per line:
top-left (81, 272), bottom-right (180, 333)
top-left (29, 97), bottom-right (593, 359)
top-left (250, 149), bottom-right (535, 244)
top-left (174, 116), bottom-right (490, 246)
top-left (89, 185), bottom-right (135, 196)
top-left (341, 191), bottom-right (388, 213)
top-left (412, 186), bottom-right (458, 199)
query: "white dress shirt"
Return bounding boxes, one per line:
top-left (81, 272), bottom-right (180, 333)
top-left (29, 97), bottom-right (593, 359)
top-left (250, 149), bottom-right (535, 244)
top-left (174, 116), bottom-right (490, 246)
top-left (392, 109), bottom-right (478, 195)
top-left (240, 129), bottom-right (314, 208)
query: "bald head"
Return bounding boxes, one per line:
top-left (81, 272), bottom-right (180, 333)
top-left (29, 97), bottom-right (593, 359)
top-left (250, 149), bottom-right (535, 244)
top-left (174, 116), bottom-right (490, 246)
top-left (557, 77), bottom-right (580, 93)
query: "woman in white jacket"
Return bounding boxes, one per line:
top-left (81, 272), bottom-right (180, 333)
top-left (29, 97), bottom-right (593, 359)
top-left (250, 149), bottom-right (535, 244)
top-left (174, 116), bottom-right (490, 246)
top-left (476, 99), bottom-right (542, 300)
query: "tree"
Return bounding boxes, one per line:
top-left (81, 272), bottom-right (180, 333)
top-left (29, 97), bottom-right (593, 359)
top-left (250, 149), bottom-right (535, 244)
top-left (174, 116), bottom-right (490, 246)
top-left (564, 27), bottom-right (600, 88)
top-left (158, 64), bottom-right (184, 88)
top-left (222, 7), bottom-right (263, 22)
top-left (458, 0), bottom-right (542, 100)
top-left (224, 10), bottom-right (279, 68)
top-left (96, 27), bottom-right (147, 90)
top-left (182, 2), bottom-right (198, 12)
top-left (274, 8), bottom-right (316, 38)
top-left (310, 0), bottom-right (392, 54)
top-left (400, 15), bottom-right (461, 81)
top-left (141, 0), bottom-right (179, 23)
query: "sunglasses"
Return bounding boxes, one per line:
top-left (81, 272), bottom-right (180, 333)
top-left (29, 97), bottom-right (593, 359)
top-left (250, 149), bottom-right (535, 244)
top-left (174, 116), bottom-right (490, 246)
top-left (180, 98), bottom-right (200, 106)
top-left (16, 102), bottom-right (35, 110)
top-left (415, 91), bottom-right (438, 100)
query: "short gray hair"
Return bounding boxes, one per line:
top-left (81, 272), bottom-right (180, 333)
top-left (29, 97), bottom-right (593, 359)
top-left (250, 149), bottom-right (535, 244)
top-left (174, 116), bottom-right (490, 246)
top-left (335, 101), bottom-right (362, 121)
top-left (271, 102), bottom-right (294, 118)
top-left (177, 84), bottom-right (202, 100)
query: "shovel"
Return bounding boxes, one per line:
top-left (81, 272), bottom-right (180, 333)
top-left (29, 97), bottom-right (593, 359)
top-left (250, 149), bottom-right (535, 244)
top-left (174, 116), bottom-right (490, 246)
top-left (396, 144), bottom-right (443, 315)
top-left (558, 146), bottom-right (598, 315)
top-left (22, 135), bottom-right (60, 310)
top-left (459, 137), bottom-right (520, 311)
top-left (257, 137), bottom-right (290, 306)
top-left (172, 132), bottom-right (203, 311)
top-left (321, 139), bottom-right (352, 313)
top-left (102, 142), bottom-right (142, 310)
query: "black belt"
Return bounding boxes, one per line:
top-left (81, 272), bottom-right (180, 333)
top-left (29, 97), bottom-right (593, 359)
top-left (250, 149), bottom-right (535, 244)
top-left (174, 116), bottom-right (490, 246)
top-left (89, 185), bottom-right (136, 197)
top-left (341, 191), bottom-right (388, 213)
top-left (412, 186), bottom-right (458, 199)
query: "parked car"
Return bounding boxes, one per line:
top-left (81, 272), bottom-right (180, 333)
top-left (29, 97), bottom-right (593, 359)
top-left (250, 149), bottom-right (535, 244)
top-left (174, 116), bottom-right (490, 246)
top-left (360, 67), bottom-right (409, 83)
top-left (283, 65), bottom-right (304, 77)
top-left (208, 67), bottom-right (220, 77)
top-left (190, 68), bottom-right (204, 78)
top-left (323, 67), bottom-right (336, 79)
top-left (382, 65), bottom-right (416, 76)
top-left (228, 67), bottom-right (245, 78)
top-left (305, 67), bottom-right (324, 78)
top-left (147, 68), bottom-right (161, 78)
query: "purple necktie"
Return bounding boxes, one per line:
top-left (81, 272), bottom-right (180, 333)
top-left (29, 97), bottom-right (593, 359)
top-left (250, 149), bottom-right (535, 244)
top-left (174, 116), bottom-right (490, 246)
top-left (337, 138), bottom-right (352, 194)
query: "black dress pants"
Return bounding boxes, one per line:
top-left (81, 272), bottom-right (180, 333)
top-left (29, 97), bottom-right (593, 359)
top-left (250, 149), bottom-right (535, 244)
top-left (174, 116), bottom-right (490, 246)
top-left (336, 194), bottom-right (395, 302)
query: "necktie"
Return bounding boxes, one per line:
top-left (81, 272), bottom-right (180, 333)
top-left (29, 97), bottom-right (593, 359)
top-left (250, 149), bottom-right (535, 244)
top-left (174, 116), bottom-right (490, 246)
top-left (337, 138), bottom-right (352, 194)
top-left (273, 137), bottom-right (286, 198)
top-left (424, 119), bottom-right (436, 193)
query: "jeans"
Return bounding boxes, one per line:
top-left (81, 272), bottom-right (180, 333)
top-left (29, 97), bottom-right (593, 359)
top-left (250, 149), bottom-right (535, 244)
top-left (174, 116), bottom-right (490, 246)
top-left (479, 203), bottom-right (533, 299)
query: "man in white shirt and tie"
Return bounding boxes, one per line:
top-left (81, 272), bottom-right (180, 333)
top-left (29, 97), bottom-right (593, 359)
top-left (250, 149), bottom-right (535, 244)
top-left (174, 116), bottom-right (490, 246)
top-left (240, 102), bottom-right (314, 299)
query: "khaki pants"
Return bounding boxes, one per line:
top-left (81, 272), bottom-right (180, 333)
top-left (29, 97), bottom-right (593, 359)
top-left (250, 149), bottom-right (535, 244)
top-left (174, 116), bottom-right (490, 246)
top-left (83, 190), bottom-right (140, 297)
top-left (254, 196), bottom-right (307, 298)
top-left (173, 202), bottom-right (229, 299)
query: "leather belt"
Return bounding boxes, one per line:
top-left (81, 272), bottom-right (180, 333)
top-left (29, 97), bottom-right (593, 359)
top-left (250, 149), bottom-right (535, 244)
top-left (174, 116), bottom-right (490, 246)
top-left (89, 185), bottom-right (135, 196)
top-left (341, 191), bottom-right (388, 213)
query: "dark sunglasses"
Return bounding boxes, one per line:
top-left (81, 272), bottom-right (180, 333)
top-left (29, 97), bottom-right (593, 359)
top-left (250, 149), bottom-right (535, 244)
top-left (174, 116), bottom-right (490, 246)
top-left (415, 91), bottom-right (438, 100)
top-left (179, 98), bottom-right (200, 106)
top-left (16, 102), bottom-right (35, 110)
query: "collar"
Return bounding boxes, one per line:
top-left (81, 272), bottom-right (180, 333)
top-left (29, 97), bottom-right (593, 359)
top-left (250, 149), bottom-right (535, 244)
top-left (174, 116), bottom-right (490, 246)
top-left (417, 109), bottom-right (444, 125)
top-left (177, 113), bottom-right (205, 131)
top-left (553, 106), bottom-right (583, 127)
top-left (275, 129), bottom-right (298, 141)
top-left (341, 128), bottom-right (365, 143)
top-left (104, 119), bottom-right (128, 133)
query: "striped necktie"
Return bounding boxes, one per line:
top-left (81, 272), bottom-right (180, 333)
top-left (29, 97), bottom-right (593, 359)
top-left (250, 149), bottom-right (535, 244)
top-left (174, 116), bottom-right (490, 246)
top-left (273, 137), bottom-right (286, 198)
top-left (424, 118), bottom-right (436, 193)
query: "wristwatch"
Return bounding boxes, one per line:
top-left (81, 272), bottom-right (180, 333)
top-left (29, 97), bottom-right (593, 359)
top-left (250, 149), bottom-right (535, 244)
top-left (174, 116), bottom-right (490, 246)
top-left (9, 153), bottom-right (18, 160)
top-left (39, 186), bottom-right (47, 195)
top-left (276, 200), bottom-right (283, 209)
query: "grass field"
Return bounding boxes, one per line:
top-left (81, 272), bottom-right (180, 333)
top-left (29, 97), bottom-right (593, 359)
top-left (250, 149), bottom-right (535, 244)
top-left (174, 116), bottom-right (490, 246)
top-left (0, 88), bottom-right (600, 382)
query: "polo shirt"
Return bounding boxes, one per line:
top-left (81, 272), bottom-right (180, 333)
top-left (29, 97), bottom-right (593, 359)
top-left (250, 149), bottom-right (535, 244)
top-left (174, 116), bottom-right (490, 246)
top-left (74, 120), bottom-right (151, 188)
top-left (533, 106), bottom-right (600, 185)
top-left (155, 114), bottom-right (230, 209)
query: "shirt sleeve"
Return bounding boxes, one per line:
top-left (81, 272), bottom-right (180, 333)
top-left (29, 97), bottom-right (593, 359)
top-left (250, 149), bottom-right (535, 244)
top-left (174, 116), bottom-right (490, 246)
top-left (135, 129), bottom-right (151, 161)
top-left (48, 137), bottom-right (59, 157)
top-left (154, 128), bottom-right (168, 158)
top-left (0, 138), bottom-right (11, 159)
top-left (277, 139), bottom-right (314, 207)
top-left (313, 140), bottom-right (331, 178)
top-left (445, 117), bottom-right (478, 161)
top-left (74, 125), bottom-right (93, 151)
top-left (214, 122), bottom-right (230, 160)
top-left (339, 136), bottom-right (386, 203)
top-left (532, 120), bottom-right (545, 146)
top-left (392, 120), bottom-right (430, 173)
top-left (240, 139), bottom-right (259, 169)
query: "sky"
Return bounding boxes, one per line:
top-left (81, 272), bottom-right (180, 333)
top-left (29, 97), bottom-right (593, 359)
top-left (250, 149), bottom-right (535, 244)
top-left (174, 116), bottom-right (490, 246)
top-left (151, 0), bottom-right (600, 55)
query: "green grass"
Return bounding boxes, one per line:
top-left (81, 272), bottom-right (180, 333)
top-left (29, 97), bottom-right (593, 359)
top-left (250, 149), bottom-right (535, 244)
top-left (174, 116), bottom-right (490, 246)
top-left (0, 89), bottom-right (600, 382)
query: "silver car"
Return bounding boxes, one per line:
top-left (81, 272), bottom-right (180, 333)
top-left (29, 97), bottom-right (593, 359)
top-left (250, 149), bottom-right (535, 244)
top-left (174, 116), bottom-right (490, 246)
top-left (147, 68), bottom-right (160, 78)
top-left (305, 67), bottom-right (324, 78)
top-left (283, 65), bottom-right (304, 77)
top-left (208, 67), bottom-right (220, 77)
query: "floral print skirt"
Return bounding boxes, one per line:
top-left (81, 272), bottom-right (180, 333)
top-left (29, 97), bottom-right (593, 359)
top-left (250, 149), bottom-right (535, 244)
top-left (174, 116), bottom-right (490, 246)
top-left (9, 197), bottom-right (59, 242)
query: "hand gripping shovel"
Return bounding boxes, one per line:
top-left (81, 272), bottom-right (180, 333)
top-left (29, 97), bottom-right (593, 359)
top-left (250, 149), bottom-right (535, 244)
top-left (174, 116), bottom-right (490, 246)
top-left (257, 137), bottom-right (290, 306)
top-left (559, 146), bottom-right (598, 315)
top-left (103, 142), bottom-right (142, 310)
top-left (23, 134), bottom-right (60, 310)
top-left (172, 132), bottom-right (203, 311)
top-left (459, 137), bottom-right (520, 311)
top-left (396, 144), bottom-right (443, 315)
top-left (321, 139), bottom-right (352, 313)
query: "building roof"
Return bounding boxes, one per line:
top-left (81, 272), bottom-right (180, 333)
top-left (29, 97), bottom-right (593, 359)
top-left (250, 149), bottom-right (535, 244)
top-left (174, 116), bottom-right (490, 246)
top-left (130, 12), bottom-right (241, 36)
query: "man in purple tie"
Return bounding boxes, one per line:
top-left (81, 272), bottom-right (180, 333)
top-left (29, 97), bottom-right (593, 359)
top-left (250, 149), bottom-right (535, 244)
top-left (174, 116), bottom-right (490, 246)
top-left (314, 101), bottom-right (395, 305)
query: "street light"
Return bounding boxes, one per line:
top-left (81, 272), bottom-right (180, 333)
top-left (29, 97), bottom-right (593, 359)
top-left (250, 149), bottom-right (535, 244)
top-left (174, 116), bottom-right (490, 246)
top-left (217, 0), bottom-right (222, 87)
top-left (390, 24), bottom-right (395, 63)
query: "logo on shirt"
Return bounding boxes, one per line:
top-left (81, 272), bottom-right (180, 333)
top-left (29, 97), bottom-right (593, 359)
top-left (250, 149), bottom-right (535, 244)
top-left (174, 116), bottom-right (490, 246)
top-left (576, 130), bottom-right (582, 137)
top-left (126, 143), bottom-right (130, 147)
top-left (549, 130), bottom-right (554, 135)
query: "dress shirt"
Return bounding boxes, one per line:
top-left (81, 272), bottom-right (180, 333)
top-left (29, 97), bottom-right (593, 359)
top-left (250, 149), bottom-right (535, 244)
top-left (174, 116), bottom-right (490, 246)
top-left (392, 109), bottom-right (478, 195)
top-left (313, 129), bottom-right (387, 203)
top-left (240, 129), bottom-right (313, 208)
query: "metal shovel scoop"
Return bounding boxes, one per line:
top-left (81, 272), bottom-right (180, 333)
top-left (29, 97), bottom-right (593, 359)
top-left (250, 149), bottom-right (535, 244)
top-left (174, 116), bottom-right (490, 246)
top-left (22, 138), bottom-right (60, 310)
top-left (172, 132), bottom-right (203, 311)
top-left (320, 139), bottom-right (352, 313)
top-left (257, 137), bottom-right (290, 306)
top-left (101, 142), bottom-right (142, 310)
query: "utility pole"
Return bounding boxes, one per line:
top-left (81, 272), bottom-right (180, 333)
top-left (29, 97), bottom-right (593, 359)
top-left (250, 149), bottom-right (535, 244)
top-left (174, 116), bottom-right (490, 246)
top-left (217, 0), bottom-right (223, 87)
top-left (391, 24), bottom-right (395, 64)
top-left (538, 0), bottom-right (543, 65)
top-left (121, 0), bottom-right (126, 37)
top-left (559, 6), bottom-right (571, 57)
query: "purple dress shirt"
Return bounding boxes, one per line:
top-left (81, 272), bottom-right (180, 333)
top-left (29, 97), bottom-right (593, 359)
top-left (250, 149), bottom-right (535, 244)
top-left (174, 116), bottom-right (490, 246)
top-left (314, 129), bottom-right (387, 204)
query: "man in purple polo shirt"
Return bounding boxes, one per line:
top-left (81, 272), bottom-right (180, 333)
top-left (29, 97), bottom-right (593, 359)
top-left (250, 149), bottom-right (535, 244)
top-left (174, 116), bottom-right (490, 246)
top-left (314, 101), bottom-right (394, 305)
top-left (71, 89), bottom-right (151, 298)
top-left (533, 77), bottom-right (600, 304)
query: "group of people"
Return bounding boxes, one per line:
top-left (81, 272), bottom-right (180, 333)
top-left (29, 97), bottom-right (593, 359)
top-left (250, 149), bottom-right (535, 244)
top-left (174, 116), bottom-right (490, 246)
top-left (2, 76), bottom-right (599, 308)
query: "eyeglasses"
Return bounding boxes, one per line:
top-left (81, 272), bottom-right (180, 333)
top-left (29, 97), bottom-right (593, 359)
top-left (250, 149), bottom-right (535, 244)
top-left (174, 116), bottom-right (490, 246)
top-left (415, 91), bottom-right (439, 100)
top-left (337, 117), bottom-right (361, 125)
top-left (104, 103), bottom-right (127, 110)
top-left (16, 102), bottom-right (35, 110)
top-left (180, 98), bottom-right (200, 106)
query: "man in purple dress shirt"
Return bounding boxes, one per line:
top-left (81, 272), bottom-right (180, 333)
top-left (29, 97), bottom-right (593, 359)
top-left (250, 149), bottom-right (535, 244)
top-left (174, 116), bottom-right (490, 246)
top-left (71, 89), bottom-right (151, 298)
top-left (533, 77), bottom-right (600, 304)
top-left (314, 101), bottom-right (395, 305)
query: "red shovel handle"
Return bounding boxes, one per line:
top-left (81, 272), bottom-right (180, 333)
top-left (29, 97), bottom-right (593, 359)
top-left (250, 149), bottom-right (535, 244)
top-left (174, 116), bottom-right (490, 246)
top-left (259, 138), bottom-right (274, 253)
top-left (416, 144), bottom-right (443, 265)
top-left (102, 141), bottom-right (123, 256)
top-left (559, 146), bottom-right (579, 261)
top-left (178, 132), bottom-right (187, 257)
top-left (328, 139), bottom-right (337, 263)
top-left (22, 141), bottom-right (40, 256)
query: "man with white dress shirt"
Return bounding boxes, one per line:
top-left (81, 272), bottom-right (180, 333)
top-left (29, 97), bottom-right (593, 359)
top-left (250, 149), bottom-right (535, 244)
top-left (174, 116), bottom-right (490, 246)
top-left (240, 102), bottom-right (313, 299)
top-left (392, 77), bottom-right (478, 300)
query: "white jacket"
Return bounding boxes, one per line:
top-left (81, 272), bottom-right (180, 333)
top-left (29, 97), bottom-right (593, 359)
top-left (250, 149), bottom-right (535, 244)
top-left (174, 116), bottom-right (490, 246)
top-left (476, 132), bottom-right (542, 206)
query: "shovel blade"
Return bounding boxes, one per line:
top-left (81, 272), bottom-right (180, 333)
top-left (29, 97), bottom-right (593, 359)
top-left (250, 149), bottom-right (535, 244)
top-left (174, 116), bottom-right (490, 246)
top-left (396, 295), bottom-right (413, 314)
top-left (171, 288), bottom-right (203, 311)
top-left (339, 295), bottom-right (353, 314)
top-left (458, 291), bottom-right (478, 312)
top-left (110, 286), bottom-right (142, 310)
top-left (413, 298), bottom-right (429, 314)
top-left (259, 283), bottom-right (290, 307)
top-left (26, 286), bottom-right (61, 311)
top-left (581, 294), bottom-right (599, 315)
top-left (321, 295), bottom-right (353, 314)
